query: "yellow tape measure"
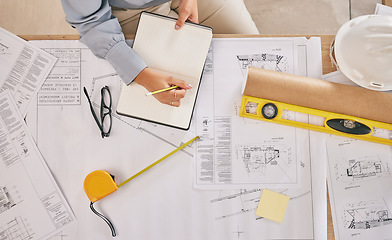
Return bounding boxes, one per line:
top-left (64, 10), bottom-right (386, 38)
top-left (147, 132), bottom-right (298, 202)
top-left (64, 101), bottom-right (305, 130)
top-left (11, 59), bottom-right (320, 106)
top-left (83, 136), bottom-right (199, 237)
top-left (239, 95), bottom-right (392, 145)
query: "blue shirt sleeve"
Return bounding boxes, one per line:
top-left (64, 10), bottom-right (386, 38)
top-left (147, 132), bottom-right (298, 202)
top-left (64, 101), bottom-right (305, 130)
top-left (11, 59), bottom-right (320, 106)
top-left (61, 0), bottom-right (147, 85)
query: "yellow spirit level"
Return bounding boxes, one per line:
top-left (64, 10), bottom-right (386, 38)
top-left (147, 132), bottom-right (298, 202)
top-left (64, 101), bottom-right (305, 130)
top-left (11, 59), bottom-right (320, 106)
top-left (239, 95), bottom-right (392, 145)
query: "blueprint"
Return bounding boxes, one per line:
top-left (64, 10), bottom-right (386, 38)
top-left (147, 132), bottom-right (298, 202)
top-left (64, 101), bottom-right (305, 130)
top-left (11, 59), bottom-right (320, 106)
top-left (0, 90), bottom-right (75, 240)
top-left (25, 39), bottom-right (326, 239)
top-left (193, 37), bottom-right (326, 239)
top-left (0, 27), bottom-right (56, 117)
top-left (326, 136), bottom-right (392, 240)
top-left (237, 52), bottom-right (289, 77)
top-left (236, 144), bottom-right (294, 183)
top-left (194, 38), bottom-right (322, 189)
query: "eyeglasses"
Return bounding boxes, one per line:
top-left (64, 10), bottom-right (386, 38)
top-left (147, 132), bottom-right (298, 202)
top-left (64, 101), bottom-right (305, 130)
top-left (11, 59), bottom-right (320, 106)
top-left (83, 86), bottom-right (112, 138)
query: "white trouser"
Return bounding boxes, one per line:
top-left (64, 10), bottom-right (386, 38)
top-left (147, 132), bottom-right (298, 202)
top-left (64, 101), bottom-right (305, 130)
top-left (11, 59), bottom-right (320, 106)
top-left (112, 0), bottom-right (259, 34)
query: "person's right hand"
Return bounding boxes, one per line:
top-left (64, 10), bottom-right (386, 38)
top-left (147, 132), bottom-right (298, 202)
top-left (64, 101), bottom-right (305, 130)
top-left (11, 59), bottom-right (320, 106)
top-left (133, 68), bottom-right (192, 107)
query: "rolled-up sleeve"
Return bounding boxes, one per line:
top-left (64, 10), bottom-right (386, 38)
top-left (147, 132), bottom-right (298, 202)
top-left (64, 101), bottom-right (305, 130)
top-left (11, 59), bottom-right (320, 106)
top-left (61, 0), bottom-right (146, 85)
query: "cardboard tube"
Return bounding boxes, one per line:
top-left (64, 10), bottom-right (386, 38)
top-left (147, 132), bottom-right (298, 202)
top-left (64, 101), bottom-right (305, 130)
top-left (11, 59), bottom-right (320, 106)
top-left (243, 67), bottom-right (392, 124)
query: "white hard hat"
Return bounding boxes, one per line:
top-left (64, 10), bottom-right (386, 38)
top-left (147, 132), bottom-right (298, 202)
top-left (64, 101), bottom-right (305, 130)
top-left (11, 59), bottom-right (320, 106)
top-left (334, 15), bottom-right (392, 91)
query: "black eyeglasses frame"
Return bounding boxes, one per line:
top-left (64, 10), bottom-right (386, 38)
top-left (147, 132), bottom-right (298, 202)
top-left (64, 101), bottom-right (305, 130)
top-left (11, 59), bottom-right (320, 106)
top-left (83, 86), bottom-right (112, 138)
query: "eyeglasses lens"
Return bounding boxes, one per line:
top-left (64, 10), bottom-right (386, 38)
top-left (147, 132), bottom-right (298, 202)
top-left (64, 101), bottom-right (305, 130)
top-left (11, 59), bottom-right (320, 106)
top-left (100, 86), bottom-right (112, 137)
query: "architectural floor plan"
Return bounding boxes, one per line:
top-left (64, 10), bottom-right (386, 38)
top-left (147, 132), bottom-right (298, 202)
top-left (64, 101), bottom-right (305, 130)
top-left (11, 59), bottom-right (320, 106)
top-left (334, 155), bottom-right (390, 183)
top-left (343, 200), bottom-right (392, 230)
top-left (327, 136), bottom-right (392, 240)
top-left (237, 53), bottom-right (289, 77)
top-left (236, 144), bottom-right (295, 184)
top-left (0, 217), bottom-right (33, 240)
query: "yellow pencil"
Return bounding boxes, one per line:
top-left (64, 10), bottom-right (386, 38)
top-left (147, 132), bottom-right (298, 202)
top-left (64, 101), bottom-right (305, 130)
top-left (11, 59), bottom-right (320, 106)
top-left (146, 86), bottom-right (179, 96)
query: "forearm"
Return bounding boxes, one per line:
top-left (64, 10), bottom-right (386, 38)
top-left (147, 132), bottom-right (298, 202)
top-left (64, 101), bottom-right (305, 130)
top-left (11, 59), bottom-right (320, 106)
top-left (61, 0), bottom-right (147, 84)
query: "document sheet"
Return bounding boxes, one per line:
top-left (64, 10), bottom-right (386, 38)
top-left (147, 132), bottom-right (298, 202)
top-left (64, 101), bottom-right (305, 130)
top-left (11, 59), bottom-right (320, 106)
top-left (326, 136), bottom-right (392, 240)
top-left (195, 38), bottom-right (322, 189)
top-left (26, 39), bottom-right (326, 240)
top-left (0, 90), bottom-right (75, 240)
top-left (0, 27), bottom-right (56, 117)
top-left (194, 37), bottom-right (327, 239)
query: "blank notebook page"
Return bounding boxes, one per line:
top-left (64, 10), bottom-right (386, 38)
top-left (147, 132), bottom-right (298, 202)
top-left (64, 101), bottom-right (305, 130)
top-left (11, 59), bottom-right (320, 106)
top-left (116, 12), bottom-right (212, 129)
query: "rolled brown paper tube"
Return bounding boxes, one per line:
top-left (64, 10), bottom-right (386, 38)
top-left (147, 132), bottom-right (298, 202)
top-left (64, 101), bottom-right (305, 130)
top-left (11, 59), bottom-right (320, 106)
top-left (243, 67), bottom-right (392, 124)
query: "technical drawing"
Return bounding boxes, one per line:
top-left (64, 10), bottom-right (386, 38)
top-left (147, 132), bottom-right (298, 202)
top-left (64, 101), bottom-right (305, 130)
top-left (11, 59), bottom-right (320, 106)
top-left (210, 188), bottom-right (310, 221)
top-left (0, 43), bottom-right (10, 56)
top-left (0, 187), bottom-right (15, 214)
top-left (0, 185), bottom-right (22, 215)
top-left (343, 200), bottom-right (392, 230)
top-left (236, 145), bottom-right (295, 183)
top-left (237, 53), bottom-right (289, 76)
top-left (346, 160), bottom-right (382, 179)
top-left (242, 146), bottom-right (279, 174)
top-left (0, 216), bottom-right (34, 240)
top-left (38, 48), bottom-right (82, 106)
top-left (232, 226), bottom-right (245, 239)
top-left (210, 189), bottom-right (262, 220)
top-left (48, 231), bottom-right (68, 240)
top-left (203, 45), bottom-right (213, 74)
top-left (334, 155), bottom-right (391, 182)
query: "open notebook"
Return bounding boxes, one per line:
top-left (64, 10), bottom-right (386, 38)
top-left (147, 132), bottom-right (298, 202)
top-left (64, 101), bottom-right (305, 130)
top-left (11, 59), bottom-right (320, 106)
top-left (116, 12), bottom-right (213, 130)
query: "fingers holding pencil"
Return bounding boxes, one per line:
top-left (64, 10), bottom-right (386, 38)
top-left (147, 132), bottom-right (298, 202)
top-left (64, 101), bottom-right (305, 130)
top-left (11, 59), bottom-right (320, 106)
top-left (167, 77), bottom-right (192, 93)
top-left (133, 68), bottom-right (192, 107)
top-left (149, 76), bottom-right (191, 107)
top-left (164, 77), bottom-right (192, 107)
top-left (162, 88), bottom-right (187, 107)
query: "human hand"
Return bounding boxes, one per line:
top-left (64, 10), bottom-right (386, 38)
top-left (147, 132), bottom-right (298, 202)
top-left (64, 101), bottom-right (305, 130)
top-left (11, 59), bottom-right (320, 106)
top-left (175, 0), bottom-right (199, 30)
top-left (133, 68), bottom-right (192, 107)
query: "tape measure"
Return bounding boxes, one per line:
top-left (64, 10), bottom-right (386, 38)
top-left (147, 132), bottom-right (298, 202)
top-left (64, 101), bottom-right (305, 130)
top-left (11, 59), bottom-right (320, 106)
top-left (83, 136), bottom-right (199, 237)
top-left (239, 95), bottom-right (392, 145)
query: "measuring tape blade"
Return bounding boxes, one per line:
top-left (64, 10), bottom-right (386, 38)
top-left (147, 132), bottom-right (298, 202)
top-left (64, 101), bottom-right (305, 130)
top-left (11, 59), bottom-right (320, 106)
top-left (239, 95), bottom-right (392, 145)
top-left (83, 136), bottom-right (199, 237)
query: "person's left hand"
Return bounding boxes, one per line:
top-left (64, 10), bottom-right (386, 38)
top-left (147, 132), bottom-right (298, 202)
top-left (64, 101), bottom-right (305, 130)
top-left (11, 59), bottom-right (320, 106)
top-left (175, 0), bottom-right (198, 30)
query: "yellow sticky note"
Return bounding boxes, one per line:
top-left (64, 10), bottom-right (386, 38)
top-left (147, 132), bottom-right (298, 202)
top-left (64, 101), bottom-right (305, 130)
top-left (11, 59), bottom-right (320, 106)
top-left (255, 189), bottom-right (290, 223)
